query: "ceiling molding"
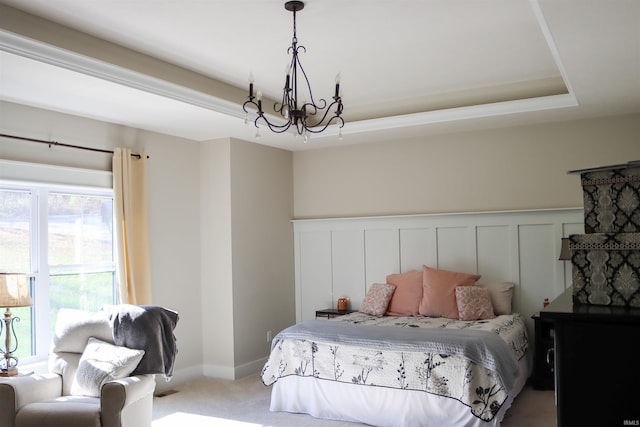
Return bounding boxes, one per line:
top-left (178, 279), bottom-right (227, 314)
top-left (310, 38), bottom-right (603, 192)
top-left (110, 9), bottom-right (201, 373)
top-left (0, 29), bottom-right (242, 119)
top-left (3, 0), bottom-right (635, 151)
top-left (339, 93), bottom-right (579, 138)
top-left (528, 0), bottom-right (576, 98)
top-left (0, 0), bottom-right (579, 144)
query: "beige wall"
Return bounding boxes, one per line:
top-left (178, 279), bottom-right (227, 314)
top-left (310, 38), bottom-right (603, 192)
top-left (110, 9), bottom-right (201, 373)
top-left (200, 139), bottom-right (235, 376)
top-left (3, 98), bottom-right (638, 382)
top-left (229, 139), bottom-right (294, 372)
top-left (0, 101), bottom-right (204, 383)
top-left (199, 137), bottom-right (294, 378)
top-left (1, 101), bottom-right (295, 384)
top-left (293, 114), bottom-right (640, 219)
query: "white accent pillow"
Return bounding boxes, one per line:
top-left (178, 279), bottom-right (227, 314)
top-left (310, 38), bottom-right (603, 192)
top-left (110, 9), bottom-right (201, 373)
top-left (71, 337), bottom-right (145, 397)
top-left (477, 282), bottom-right (515, 315)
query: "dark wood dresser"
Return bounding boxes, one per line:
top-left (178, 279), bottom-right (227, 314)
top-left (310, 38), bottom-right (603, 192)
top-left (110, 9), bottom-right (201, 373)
top-left (540, 287), bottom-right (640, 427)
top-left (531, 313), bottom-right (555, 390)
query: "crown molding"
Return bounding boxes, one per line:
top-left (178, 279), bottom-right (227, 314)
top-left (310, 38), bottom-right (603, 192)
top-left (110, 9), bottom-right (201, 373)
top-left (0, 0), bottom-right (579, 145)
top-left (0, 29), bottom-right (243, 119)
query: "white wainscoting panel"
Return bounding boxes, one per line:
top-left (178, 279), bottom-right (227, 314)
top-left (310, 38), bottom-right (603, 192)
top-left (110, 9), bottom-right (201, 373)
top-left (518, 224), bottom-right (559, 329)
top-left (364, 229), bottom-right (400, 290)
top-left (296, 231), bottom-right (332, 322)
top-left (331, 230), bottom-right (366, 309)
top-left (476, 225), bottom-right (514, 284)
top-left (399, 228), bottom-right (436, 271)
top-left (562, 222), bottom-right (585, 285)
top-left (436, 226), bottom-right (477, 273)
top-left (293, 209), bottom-right (584, 332)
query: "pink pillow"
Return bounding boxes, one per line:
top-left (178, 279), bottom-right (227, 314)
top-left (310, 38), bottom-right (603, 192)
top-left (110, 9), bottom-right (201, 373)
top-left (359, 283), bottom-right (396, 316)
top-left (385, 270), bottom-right (423, 316)
top-left (455, 286), bottom-right (495, 321)
top-left (418, 265), bottom-right (481, 319)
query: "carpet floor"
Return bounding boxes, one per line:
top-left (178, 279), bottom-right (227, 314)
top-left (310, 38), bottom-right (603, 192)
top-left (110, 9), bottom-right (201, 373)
top-left (152, 374), bottom-right (556, 427)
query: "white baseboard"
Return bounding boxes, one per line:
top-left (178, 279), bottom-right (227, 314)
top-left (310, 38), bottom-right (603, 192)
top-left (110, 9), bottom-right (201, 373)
top-left (202, 363), bottom-right (235, 380)
top-left (154, 364), bottom-right (203, 392)
top-left (202, 357), bottom-right (267, 381)
top-left (233, 357), bottom-right (267, 379)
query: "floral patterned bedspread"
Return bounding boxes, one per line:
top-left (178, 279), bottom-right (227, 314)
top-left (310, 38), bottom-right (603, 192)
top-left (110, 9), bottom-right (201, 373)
top-left (261, 313), bottom-right (528, 422)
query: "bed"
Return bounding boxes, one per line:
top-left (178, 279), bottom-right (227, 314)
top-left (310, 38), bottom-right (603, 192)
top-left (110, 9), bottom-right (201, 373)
top-left (261, 275), bottom-right (530, 427)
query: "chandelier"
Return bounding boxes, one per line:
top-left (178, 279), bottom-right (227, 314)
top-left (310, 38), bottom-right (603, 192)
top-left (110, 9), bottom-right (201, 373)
top-left (243, 1), bottom-right (344, 142)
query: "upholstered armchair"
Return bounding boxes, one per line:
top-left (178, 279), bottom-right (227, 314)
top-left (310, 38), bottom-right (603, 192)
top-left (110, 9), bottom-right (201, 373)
top-left (0, 372), bottom-right (154, 427)
top-left (0, 306), bottom-right (177, 427)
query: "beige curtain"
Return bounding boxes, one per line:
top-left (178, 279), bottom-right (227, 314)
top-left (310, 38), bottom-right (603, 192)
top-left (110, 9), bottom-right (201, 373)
top-left (112, 148), bottom-right (152, 304)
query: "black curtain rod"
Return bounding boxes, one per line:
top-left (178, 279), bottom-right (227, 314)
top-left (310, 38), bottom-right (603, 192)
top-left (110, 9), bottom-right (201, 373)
top-left (0, 133), bottom-right (149, 159)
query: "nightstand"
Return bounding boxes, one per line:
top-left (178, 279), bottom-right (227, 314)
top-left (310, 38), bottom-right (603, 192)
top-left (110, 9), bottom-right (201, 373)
top-left (315, 308), bottom-right (356, 319)
top-left (531, 313), bottom-right (554, 390)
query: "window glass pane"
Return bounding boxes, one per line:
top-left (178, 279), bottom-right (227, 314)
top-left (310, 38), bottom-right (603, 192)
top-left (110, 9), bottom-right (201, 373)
top-left (12, 305), bottom-right (33, 362)
top-left (49, 272), bottom-right (115, 311)
top-left (48, 193), bottom-right (113, 266)
top-left (0, 189), bottom-right (31, 272)
top-left (2, 178), bottom-right (115, 363)
top-left (0, 190), bottom-right (34, 360)
top-left (49, 272), bottom-right (116, 334)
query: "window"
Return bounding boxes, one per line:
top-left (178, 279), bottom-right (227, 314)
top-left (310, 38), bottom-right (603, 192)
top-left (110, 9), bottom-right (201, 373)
top-left (0, 171), bottom-right (115, 364)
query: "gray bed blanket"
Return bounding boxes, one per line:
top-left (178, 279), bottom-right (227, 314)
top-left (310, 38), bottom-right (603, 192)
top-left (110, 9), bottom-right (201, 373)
top-left (273, 319), bottom-right (519, 390)
top-left (103, 304), bottom-right (179, 379)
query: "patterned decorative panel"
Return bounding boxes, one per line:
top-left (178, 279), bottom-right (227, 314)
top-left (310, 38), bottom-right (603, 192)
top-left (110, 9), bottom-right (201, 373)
top-left (570, 233), bottom-right (640, 307)
top-left (581, 166), bottom-right (640, 233)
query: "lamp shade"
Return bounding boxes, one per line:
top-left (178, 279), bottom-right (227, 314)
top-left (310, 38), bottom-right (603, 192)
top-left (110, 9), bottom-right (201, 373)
top-left (0, 274), bottom-right (33, 308)
top-left (558, 238), bottom-right (572, 261)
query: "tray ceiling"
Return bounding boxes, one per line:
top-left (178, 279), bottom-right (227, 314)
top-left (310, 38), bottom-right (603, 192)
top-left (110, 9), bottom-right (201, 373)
top-left (0, 0), bottom-right (638, 150)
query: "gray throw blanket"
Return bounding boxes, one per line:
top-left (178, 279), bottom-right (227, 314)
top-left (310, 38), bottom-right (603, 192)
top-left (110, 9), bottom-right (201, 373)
top-left (104, 305), bottom-right (179, 379)
top-left (273, 319), bottom-right (519, 390)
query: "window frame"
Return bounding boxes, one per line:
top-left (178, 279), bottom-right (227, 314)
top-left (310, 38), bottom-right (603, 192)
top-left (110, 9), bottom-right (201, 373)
top-left (1, 159), bottom-right (115, 364)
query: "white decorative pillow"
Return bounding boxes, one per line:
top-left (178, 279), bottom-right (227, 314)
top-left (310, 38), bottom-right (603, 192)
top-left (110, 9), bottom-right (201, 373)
top-left (476, 282), bottom-right (515, 315)
top-left (455, 286), bottom-right (495, 321)
top-left (359, 283), bottom-right (396, 316)
top-left (71, 337), bottom-right (145, 397)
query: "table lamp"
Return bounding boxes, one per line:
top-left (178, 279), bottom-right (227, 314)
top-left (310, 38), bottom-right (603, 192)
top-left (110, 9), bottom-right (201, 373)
top-left (0, 273), bottom-right (33, 376)
top-left (558, 237), bottom-right (571, 261)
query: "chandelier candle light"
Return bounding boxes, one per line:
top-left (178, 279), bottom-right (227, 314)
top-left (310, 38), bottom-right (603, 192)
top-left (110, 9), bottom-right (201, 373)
top-left (243, 1), bottom-right (344, 142)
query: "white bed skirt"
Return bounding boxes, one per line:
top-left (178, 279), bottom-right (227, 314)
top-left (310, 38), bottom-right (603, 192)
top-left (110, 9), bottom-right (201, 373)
top-left (270, 355), bottom-right (530, 427)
